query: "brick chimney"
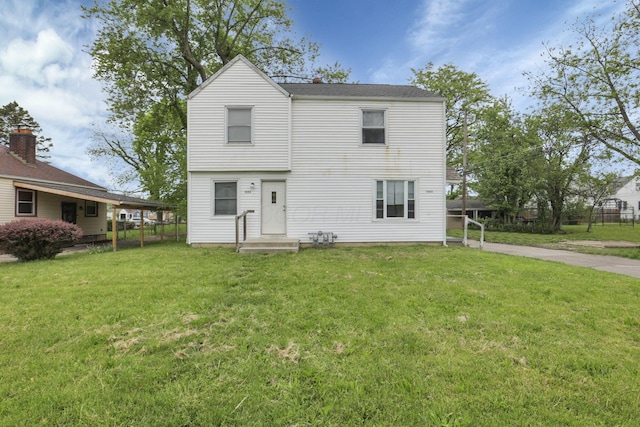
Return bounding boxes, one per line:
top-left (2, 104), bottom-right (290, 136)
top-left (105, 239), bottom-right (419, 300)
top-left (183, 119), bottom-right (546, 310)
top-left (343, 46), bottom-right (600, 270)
top-left (9, 127), bottom-right (36, 165)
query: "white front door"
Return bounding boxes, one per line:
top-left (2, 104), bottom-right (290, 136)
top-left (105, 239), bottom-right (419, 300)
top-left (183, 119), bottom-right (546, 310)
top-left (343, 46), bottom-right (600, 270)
top-left (261, 181), bottom-right (286, 235)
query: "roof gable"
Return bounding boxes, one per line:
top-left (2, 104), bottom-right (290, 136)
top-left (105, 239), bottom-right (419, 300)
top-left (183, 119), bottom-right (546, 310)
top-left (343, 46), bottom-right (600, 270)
top-left (188, 54), bottom-right (289, 100)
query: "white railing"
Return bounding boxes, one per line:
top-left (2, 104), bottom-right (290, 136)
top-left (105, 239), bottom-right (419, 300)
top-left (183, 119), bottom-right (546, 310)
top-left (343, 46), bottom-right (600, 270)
top-left (463, 217), bottom-right (485, 248)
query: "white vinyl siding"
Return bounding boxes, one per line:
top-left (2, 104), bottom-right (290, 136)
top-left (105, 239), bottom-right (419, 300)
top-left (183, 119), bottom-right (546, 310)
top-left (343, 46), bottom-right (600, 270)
top-left (188, 59), bottom-right (290, 172)
top-left (188, 172), bottom-right (265, 244)
top-left (188, 99), bottom-right (446, 244)
top-left (284, 99), bottom-right (445, 243)
top-left (186, 56), bottom-right (447, 244)
top-left (612, 176), bottom-right (640, 220)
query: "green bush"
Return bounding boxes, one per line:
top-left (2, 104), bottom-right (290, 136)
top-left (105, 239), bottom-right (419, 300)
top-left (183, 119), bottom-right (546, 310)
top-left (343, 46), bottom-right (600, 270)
top-left (0, 219), bottom-right (82, 261)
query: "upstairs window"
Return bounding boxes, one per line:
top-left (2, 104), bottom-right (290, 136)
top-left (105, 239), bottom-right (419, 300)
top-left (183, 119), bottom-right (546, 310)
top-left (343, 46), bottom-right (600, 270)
top-left (375, 180), bottom-right (415, 219)
top-left (16, 189), bottom-right (36, 216)
top-left (227, 107), bottom-right (252, 143)
top-left (214, 182), bottom-right (237, 216)
top-left (362, 110), bottom-right (386, 144)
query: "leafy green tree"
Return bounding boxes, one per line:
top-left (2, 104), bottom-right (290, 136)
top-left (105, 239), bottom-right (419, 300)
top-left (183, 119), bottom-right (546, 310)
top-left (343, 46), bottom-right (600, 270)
top-left (574, 171), bottom-right (620, 232)
top-left (527, 105), bottom-right (595, 233)
top-left (529, 1), bottom-right (640, 166)
top-left (0, 101), bottom-right (52, 159)
top-left (469, 97), bottom-right (538, 222)
top-left (92, 101), bottom-right (186, 212)
top-left (84, 0), bottom-right (349, 204)
top-left (411, 63), bottom-right (493, 168)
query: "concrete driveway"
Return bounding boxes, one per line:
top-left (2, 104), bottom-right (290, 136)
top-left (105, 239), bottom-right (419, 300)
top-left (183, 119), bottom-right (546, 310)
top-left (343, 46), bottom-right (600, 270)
top-left (469, 240), bottom-right (640, 279)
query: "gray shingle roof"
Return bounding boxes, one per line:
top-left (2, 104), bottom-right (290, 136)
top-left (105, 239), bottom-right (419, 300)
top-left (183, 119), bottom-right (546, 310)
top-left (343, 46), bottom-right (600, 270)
top-left (278, 83), bottom-right (441, 99)
top-left (447, 168), bottom-right (461, 182)
top-left (1, 145), bottom-right (168, 209)
top-left (14, 180), bottom-right (167, 209)
top-left (0, 145), bottom-right (104, 189)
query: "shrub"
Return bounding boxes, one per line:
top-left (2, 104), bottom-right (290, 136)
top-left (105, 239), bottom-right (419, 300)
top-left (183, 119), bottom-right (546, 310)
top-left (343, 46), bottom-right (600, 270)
top-left (0, 219), bottom-right (83, 261)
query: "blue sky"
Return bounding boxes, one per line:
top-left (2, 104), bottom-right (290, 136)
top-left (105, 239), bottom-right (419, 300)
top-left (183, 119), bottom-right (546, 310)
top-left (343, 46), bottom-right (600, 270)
top-left (0, 0), bottom-right (627, 190)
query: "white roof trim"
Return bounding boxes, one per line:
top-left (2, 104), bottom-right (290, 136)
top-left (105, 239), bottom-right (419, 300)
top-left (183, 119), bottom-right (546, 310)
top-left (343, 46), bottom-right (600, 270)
top-left (187, 54), bottom-right (290, 99)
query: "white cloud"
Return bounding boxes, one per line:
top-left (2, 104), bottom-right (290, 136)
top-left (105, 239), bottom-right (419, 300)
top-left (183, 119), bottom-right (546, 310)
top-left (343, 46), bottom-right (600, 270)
top-left (1, 29), bottom-right (74, 82)
top-left (407, 0), bottom-right (472, 57)
top-left (0, 1), bottom-right (111, 187)
top-left (380, 0), bottom-right (629, 111)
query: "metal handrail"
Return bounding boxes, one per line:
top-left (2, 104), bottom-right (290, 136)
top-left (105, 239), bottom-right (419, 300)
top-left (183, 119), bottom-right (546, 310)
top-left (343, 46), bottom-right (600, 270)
top-left (235, 210), bottom-right (254, 252)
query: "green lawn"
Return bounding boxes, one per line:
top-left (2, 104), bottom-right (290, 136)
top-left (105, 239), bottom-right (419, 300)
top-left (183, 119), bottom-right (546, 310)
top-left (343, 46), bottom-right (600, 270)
top-left (1, 242), bottom-right (639, 425)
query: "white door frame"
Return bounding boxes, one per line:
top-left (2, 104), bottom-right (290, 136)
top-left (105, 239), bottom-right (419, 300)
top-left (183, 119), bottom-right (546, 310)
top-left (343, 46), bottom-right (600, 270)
top-left (261, 180), bottom-right (287, 235)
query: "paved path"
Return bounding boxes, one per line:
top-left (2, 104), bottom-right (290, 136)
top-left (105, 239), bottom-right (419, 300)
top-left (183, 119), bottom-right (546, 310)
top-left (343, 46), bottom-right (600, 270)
top-left (468, 240), bottom-right (640, 279)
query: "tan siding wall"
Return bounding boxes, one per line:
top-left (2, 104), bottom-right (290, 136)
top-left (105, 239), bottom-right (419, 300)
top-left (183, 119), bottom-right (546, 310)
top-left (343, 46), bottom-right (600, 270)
top-left (1, 181), bottom-right (106, 240)
top-left (188, 60), bottom-right (290, 172)
top-left (33, 192), bottom-right (107, 239)
top-left (0, 178), bottom-right (15, 224)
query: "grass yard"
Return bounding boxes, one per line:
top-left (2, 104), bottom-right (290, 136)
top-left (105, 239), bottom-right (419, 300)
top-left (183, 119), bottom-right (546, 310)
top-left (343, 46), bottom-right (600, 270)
top-left (1, 242), bottom-right (639, 425)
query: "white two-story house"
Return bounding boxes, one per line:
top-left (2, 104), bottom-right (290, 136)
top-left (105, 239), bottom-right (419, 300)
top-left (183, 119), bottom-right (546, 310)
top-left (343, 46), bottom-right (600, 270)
top-left (611, 175), bottom-right (640, 219)
top-left (186, 55), bottom-right (447, 247)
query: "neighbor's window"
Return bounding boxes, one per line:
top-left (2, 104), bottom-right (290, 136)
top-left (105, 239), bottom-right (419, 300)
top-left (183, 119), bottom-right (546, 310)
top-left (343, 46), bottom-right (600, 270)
top-left (85, 200), bottom-right (98, 217)
top-left (362, 110), bottom-right (386, 144)
top-left (214, 182), bottom-right (237, 215)
top-left (227, 107), bottom-right (252, 143)
top-left (375, 180), bottom-right (415, 219)
top-left (16, 189), bottom-right (36, 216)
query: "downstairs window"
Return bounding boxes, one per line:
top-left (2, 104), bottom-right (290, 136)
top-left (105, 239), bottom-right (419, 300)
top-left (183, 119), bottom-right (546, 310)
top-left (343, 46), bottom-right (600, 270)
top-left (376, 180), bottom-right (415, 219)
top-left (214, 182), bottom-right (237, 215)
top-left (16, 189), bottom-right (36, 216)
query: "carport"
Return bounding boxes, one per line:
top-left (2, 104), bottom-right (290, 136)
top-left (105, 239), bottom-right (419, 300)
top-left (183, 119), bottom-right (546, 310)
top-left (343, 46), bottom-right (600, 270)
top-left (13, 180), bottom-right (171, 251)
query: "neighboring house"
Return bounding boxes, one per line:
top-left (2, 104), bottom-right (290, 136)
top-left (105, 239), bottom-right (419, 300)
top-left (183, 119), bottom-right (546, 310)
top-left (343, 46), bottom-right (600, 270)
top-left (1, 128), bottom-right (166, 243)
top-left (446, 199), bottom-right (497, 229)
top-left (186, 55), bottom-right (447, 246)
top-left (609, 175), bottom-right (640, 219)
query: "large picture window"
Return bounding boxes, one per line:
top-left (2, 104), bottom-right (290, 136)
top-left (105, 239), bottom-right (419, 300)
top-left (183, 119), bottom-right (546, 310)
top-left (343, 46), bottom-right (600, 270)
top-left (16, 189), bottom-right (36, 216)
top-left (362, 110), bottom-right (386, 144)
top-left (375, 180), bottom-right (415, 219)
top-left (227, 107), bottom-right (252, 143)
top-left (214, 182), bottom-right (237, 215)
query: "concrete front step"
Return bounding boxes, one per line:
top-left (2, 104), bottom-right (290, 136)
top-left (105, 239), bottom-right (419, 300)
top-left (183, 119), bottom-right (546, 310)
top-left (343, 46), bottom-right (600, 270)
top-left (238, 238), bottom-right (300, 254)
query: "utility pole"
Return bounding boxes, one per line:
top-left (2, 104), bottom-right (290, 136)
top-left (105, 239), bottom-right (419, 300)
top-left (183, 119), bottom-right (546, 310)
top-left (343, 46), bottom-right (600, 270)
top-left (462, 111), bottom-right (468, 220)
